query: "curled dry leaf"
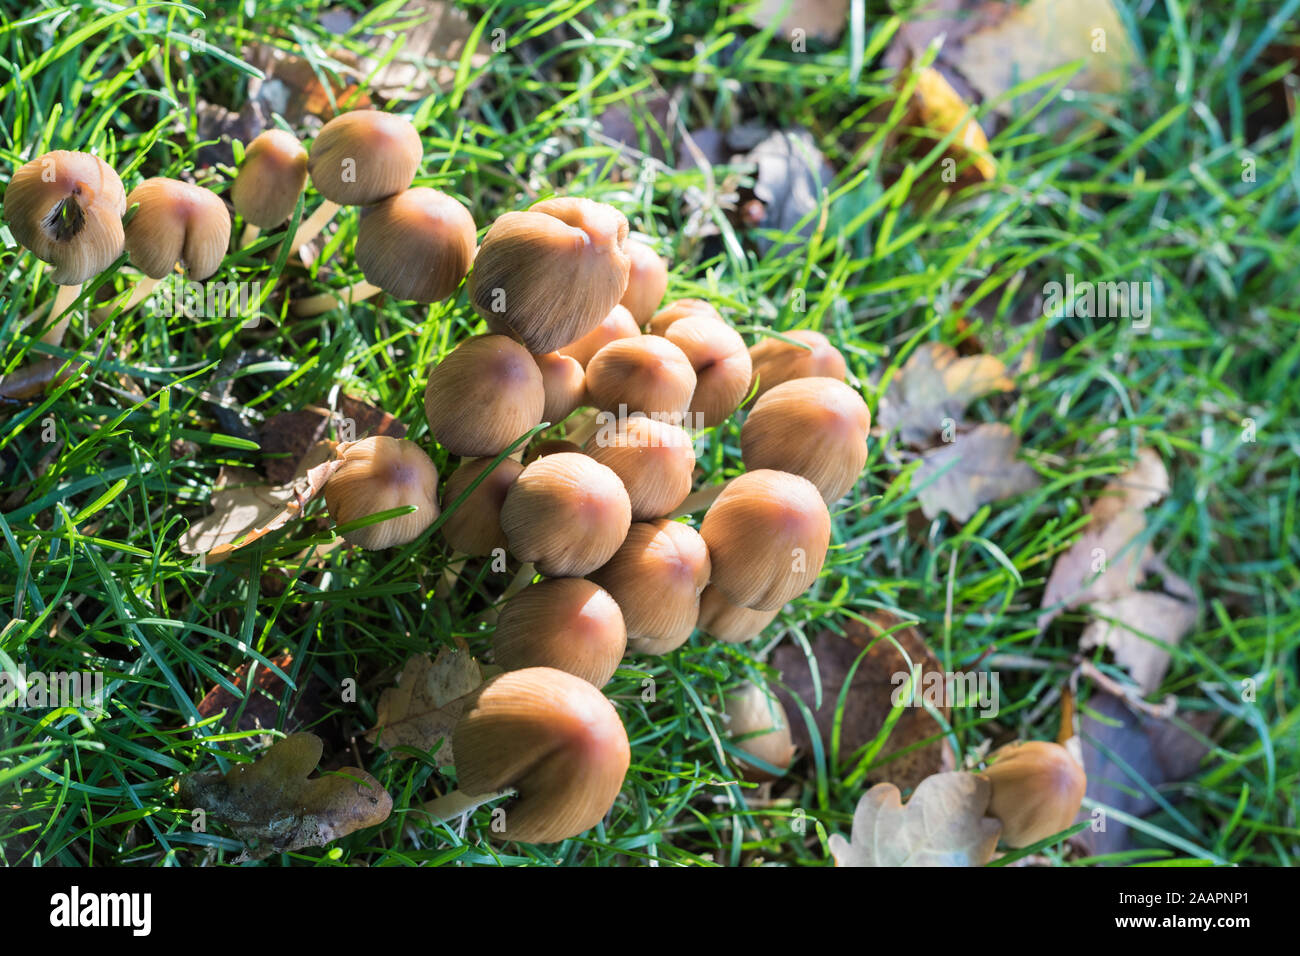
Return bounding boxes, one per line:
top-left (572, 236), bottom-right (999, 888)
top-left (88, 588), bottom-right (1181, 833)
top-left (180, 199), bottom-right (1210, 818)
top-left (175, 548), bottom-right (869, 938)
top-left (1038, 447), bottom-right (1170, 629)
top-left (196, 652), bottom-right (325, 734)
top-left (914, 423), bottom-right (1039, 521)
top-left (739, 129), bottom-right (835, 254)
top-left (901, 65), bottom-right (996, 184)
top-left (829, 771), bottom-right (1002, 867)
top-left (877, 342), bottom-right (1013, 445)
top-left (772, 612), bottom-right (951, 790)
top-left (177, 733), bottom-right (391, 860)
top-left (1080, 591), bottom-right (1197, 696)
top-left (365, 641), bottom-right (483, 765)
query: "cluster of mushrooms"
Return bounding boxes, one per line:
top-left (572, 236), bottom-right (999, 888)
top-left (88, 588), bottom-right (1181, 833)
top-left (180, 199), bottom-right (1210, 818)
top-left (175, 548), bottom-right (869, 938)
top-left (3, 107), bottom-right (876, 845)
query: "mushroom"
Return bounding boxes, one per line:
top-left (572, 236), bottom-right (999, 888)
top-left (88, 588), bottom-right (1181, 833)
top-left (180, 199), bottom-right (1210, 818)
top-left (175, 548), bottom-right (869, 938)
top-left (585, 335), bottom-right (697, 422)
top-left (499, 452), bottom-right (631, 576)
top-left (699, 469), bottom-right (830, 609)
top-left (585, 415), bottom-right (695, 520)
top-left (424, 334), bottom-right (545, 457)
top-left (3, 150), bottom-right (126, 341)
top-left (725, 681), bottom-right (796, 781)
top-left (436, 666), bottom-right (631, 843)
top-left (662, 314), bottom-right (753, 427)
top-left (647, 298), bottom-right (721, 336)
top-left (533, 350), bottom-right (587, 426)
top-left (697, 585), bottom-right (781, 643)
top-left (740, 377), bottom-right (871, 502)
top-left (748, 329), bottom-right (847, 400)
top-left (469, 197), bottom-right (631, 354)
top-left (588, 518), bottom-right (711, 655)
top-left (293, 186), bottom-right (476, 315)
top-left (230, 128), bottom-right (308, 245)
top-left (440, 456), bottom-right (523, 556)
top-left (117, 177), bottom-right (232, 313)
top-left (290, 109), bottom-right (423, 255)
top-left (492, 578), bottom-right (626, 687)
top-left (979, 740), bottom-right (1087, 848)
top-left (557, 304), bottom-right (641, 368)
top-left (618, 237), bottom-right (668, 325)
top-left (322, 436), bottom-right (440, 549)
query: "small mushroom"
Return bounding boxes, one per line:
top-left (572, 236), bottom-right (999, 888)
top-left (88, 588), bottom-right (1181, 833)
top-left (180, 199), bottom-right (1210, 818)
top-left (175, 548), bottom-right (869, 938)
top-left (585, 335), bottom-right (697, 421)
top-left (585, 415), bottom-right (695, 520)
top-left (499, 452), bottom-right (631, 576)
top-left (440, 456), bottom-right (523, 556)
top-left (589, 518), bottom-right (711, 655)
top-left (748, 329), bottom-right (847, 400)
top-left (295, 187), bottom-right (476, 315)
top-left (558, 304), bottom-right (641, 368)
top-left (699, 469), bottom-right (830, 609)
top-left (663, 314), bottom-right (753, 427)
top-left (469, 197), bottom-right (631, 354)
top-left (533, 350), bottom-right (587, 425)
top-left (697, 585), bottom-right (781, 643)
top-left (725, 681), bottom-right (796, 781)
top-left (618, 237), bottom-right (668, 324)
top-left (124, 177), bottom-right (231, 280)
top-left (647, 298), bottom-right (721, 336)
top-left (449, 666), bottom-right (631, 843)
top-left (741, 377), bottom-right (871, 502)
top-left (323, 436), bottom-right (440, 549)
top-left (231, 128), bottom-right (308, 242)
top-left (424, 335), bottom-right (545, 457)
top-left (493, 578), bottom-right (626, 687)
top-left (2, 150), bottom-right (126, 341)
top-left (291, 109), bottom-right (423, 254)
top-left (979, 740), bottom-right (1087, 848)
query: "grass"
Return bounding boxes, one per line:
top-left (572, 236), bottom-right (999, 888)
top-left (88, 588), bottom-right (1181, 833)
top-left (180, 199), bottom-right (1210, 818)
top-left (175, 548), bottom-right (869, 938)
top-left (1, 0), bottom-right (1297, 867)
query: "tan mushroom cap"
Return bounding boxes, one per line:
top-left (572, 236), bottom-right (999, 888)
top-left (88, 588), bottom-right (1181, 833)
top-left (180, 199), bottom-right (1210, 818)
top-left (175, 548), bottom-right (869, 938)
top-left (499, 452), bottom-right (631, 577)
top-left (585, 415), bottom-right (695, 520)
top-left (440, 456), bottom-right (523, 556)
top-left (647, 298), bottom-right (721, 336)
top-left (748, 329), bottom-right (847, 400)
top-left (124, 178), bottom-right (231, 280)
top-left (355, 187), bottom-right (476, 302)
top-left (424, 335), bottom-right (545, 457)
top-left (307, 110), bottom-right (423, 205)
top-left (3, 150), bottom-right (126, 285)
top-left (452, 666), bottom-right (631, 843)
top-left (697, 585), bottom-right (780, 643)
top-left (469, 197), bottom-right (631, 354)
top-left (585, 335), bottom-right (697, 420)
top-left (979, 740), bottom-right (1087, 848)
top-left (699, 469), bottom-right (830, 610)
top-left (323, 436), bottom-right (440, 549)
top-left (493, 578), bottom-right (627, 687)
top-left (663, 315), bottom-right (753, 427)
top-left (618, 237), bottom-right (668, 324)
top-left (741, 377), bottom-right (871, 502)
top-left (725, 681), bottom-right (796, 781)
top-left (231, 129), bottom-right (308, 228)
top-left (558, 304), bottom-right (641, 368)
top-left (589, 518), bottom-right (711, 655)
top-left (532, 350), bottom-right (587, 425)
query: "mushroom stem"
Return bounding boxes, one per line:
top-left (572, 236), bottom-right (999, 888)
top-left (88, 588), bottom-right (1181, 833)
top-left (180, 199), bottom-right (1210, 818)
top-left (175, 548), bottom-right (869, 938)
top-left (288, 199), bottom-right (341, 258)
top-left (291, 279), bottom-right (383, 317)
top-left (41, 284), bottom-right (82, 346)
top-left (240, 223), bottom-right (261, 248)
top-left (670, 479), bottom-right (732, 517)
top-left (420, 787), bottom-right (515, 827)
top-left (436, 552), bottom-right (471, 598)
top-left (92, 275), bottom-right (162, 322)
top-left (479, 562), bottom-right (536, 626)
top-left (565, 408), bottom-right (602, 446)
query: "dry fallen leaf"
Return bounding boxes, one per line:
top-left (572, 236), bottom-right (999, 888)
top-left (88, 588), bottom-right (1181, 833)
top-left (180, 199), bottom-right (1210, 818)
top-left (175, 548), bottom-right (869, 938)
top-left (746, 0), bottom-right (848, 43)
top-left (196, 652), bottom-right (327, 735)
top-left (1038, 448), bottom-right (1170, 629)
top-left (772, 612), bottom-right (952, 790)
top-left (878, 342), bottom-right (1014, 445)
top-left (914, 423), bottom-right (1039, 521)
top-left (1080, 591), bottom-right (1197, 696)
top-left (740, 128), bottom-right (835, 254)
top-left (178, 733), bottom-right (391, 860)
top-left (902, 65), bottom-right (996, 184)
top-left (366, 642), bottom-right (483, 765)
top-left (355, 1), bottom-right (490, 100)
top-left (829, 771), bottom-right (1002, 866)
